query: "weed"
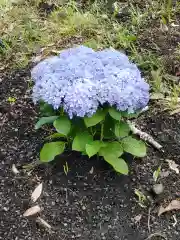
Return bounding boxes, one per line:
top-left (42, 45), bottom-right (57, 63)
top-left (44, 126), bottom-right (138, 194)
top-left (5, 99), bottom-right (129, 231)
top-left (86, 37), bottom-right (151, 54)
top-left (63, 162), bottom-right (69, 175)
top-left (7, 96), bottom-right (16, 104)
top-left (129, 3), bottom-right (149, 30)
top-left (168, 85), bottom-right (180, 110)
top-left (153, 165), bottom-right (161, 182)
top-left (134, 189), bottom-right (147, 208)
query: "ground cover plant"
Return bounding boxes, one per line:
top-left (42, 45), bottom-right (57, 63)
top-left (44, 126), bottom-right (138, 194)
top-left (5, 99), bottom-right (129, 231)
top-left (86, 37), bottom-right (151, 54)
top-left (0, 0), bottom-right (180, 239)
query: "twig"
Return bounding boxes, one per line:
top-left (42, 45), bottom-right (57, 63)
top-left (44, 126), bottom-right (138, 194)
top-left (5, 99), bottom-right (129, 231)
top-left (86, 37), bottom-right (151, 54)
top-left (145, 232), bottom-right (167, 240)
top-left (139, 106), bottom-right (149, 114)
top-left (147, 207), bottom-right (151, 233)
top-left (172, 215), bottom-right (177, 227)
top-left (127, 121), bottom-right (163, 151)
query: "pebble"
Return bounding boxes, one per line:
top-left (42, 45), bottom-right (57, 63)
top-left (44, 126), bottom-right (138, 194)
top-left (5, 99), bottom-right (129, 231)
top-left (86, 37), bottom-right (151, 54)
top-left (3, 207), bottom-right (9, 212)
top-left (153, 183), bottom-right (164, 195)
top-left (82, 206), bottom-right (86, 210)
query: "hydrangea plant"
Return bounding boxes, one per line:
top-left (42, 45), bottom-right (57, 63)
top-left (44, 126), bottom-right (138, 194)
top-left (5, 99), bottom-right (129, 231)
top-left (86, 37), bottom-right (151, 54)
top-left (32, 46), bottom-right (149, 175)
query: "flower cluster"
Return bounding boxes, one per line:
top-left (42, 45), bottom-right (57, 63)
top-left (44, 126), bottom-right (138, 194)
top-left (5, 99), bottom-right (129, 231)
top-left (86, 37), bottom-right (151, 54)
top-left (31, 46), bottom-right (149, 118)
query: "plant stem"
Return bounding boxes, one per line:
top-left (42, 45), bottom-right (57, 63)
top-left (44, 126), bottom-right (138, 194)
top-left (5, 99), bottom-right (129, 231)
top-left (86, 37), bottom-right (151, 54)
top-left (100, 122), bottom-right (104, 141)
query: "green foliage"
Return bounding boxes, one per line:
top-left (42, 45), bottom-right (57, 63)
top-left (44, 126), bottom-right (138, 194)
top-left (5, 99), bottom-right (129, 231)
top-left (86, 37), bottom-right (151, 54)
top-left (36, 105), bottom-right (147, 175)
top-left (104, 156), bottom-right (129, 175)
top-left (40, 141), bottom-right (65, 162)
top-left (99, 141), bottom-right (123, 158)
top-left (53, 116), bottom-right (71, 136)
top-left (7, 96), bottom-right (16, 104)
top-left (72, 132), bottom-right (93, 151)
top-left (35, 116), bottom-right (58, 129)
top-left (39, 101), bottom-right (56, 117)
top-left (122, 136), bottom-right (146, 157)
top-left (108, 107), bottom-right (122, 121)
top-left (86, 140), bottom-right (102, 158)
top-left (84, 109), bottom-right (106, 127)
top-left (114, 121), bottom-right (130, 138)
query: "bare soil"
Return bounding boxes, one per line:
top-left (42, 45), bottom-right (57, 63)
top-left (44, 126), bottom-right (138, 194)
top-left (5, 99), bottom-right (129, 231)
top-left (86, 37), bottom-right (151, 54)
top-left (0, 70), bottom-right (180, 240)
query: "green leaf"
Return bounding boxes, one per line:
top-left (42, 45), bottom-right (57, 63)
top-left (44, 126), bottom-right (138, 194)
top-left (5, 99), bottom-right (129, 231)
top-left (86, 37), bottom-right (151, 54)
top-left (114, 121), bottom-right (130, 138)
top-left (39, 101), bottom-right (55, 116)
top-left (109, 107), bottom-right (122, 121)
top-left (53, 116), bottom-right (71, 136)
top-left (104, 156), bottom-right (129, 175)
top-left (99, 141), bottom-right (123, 158)
top-left (122, 136), bottom-right (146, 157)
top-left (35, 116), bottom-right (58, 129)
top-left (153, 165), bottom-right (161, 182)
top-left (86, 141), bottom-right (102, 158)
top-left (45, 133), bottom-right (66, 140)
top-left (72, 132), bottom-right (93, 152)
top-left (84, 109), bottom-right (106, 127)
top-left (40, 141), bottom-right (65, 162)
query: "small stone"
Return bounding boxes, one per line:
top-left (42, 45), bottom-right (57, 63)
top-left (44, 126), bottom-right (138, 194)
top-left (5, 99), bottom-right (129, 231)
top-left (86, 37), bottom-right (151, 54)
top-left (82, 206), bottom-right (86, 210)
top-left (153, 183), bottom-right (164, 195)
top-left (3, 207), bottom-right (9, 211)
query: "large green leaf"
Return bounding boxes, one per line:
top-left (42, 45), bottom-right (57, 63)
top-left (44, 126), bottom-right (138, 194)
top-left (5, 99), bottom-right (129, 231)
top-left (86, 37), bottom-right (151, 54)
top-left (104, 156), bottom-right (129, 175)
top-left (86, 141), bottom-right (102, 158)
top-left (109, 107), bottom-right (122, 121)
top-left (84, 109), bottom-right (106, 127)
top-left (53, 116), bottom-right (71, 136)
top-left (114, 121), bottom-right (130, 138)
top-left (122, 136), bottom-right (146, 157)
top-left (72, 132), bottom-right (93, 152)
top-left (35, 116), bottom-right (58, 129)
top-left (40, 141), bottom-right (65, 162)
top-left (99, 141), bottom-right (123, 158)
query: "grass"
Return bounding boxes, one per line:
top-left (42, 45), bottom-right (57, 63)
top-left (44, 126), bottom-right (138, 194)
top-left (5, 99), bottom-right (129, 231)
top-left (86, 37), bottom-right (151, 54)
top-left (0, 0), bottom-right (180, 110)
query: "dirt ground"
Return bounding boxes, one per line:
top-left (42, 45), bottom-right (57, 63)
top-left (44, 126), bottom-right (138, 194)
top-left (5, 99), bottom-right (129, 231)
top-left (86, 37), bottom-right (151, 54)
top-left (0, 70), bottom-right (180, 240)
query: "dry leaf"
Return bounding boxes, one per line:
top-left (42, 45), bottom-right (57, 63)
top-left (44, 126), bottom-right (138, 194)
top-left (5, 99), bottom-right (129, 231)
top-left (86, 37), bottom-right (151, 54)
top-left (36, 217), bottom-right (52, 230)
top-left (89, 166), bottom-right (94, 174)
top-left (12, 164), bottom-right (20, 175)
top-left (166, 160), bottom-right (179, 174)
top-left (132, 214), bottom-right (142, 223)
top-left (158, 200), bottom-right (180, 216)
top-left (23, 205), bottom-right (41, 217)
top-left (171, 23), bottom-right (179, 27)
top-left (31, 183), bottom-right (43, 203)
top-left (160, 170), bottom-right (170, 178)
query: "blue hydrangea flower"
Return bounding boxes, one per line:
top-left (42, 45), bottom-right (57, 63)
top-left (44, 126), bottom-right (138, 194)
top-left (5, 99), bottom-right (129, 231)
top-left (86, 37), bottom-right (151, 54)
top-left (31, 45), bottom-right (149, 118)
